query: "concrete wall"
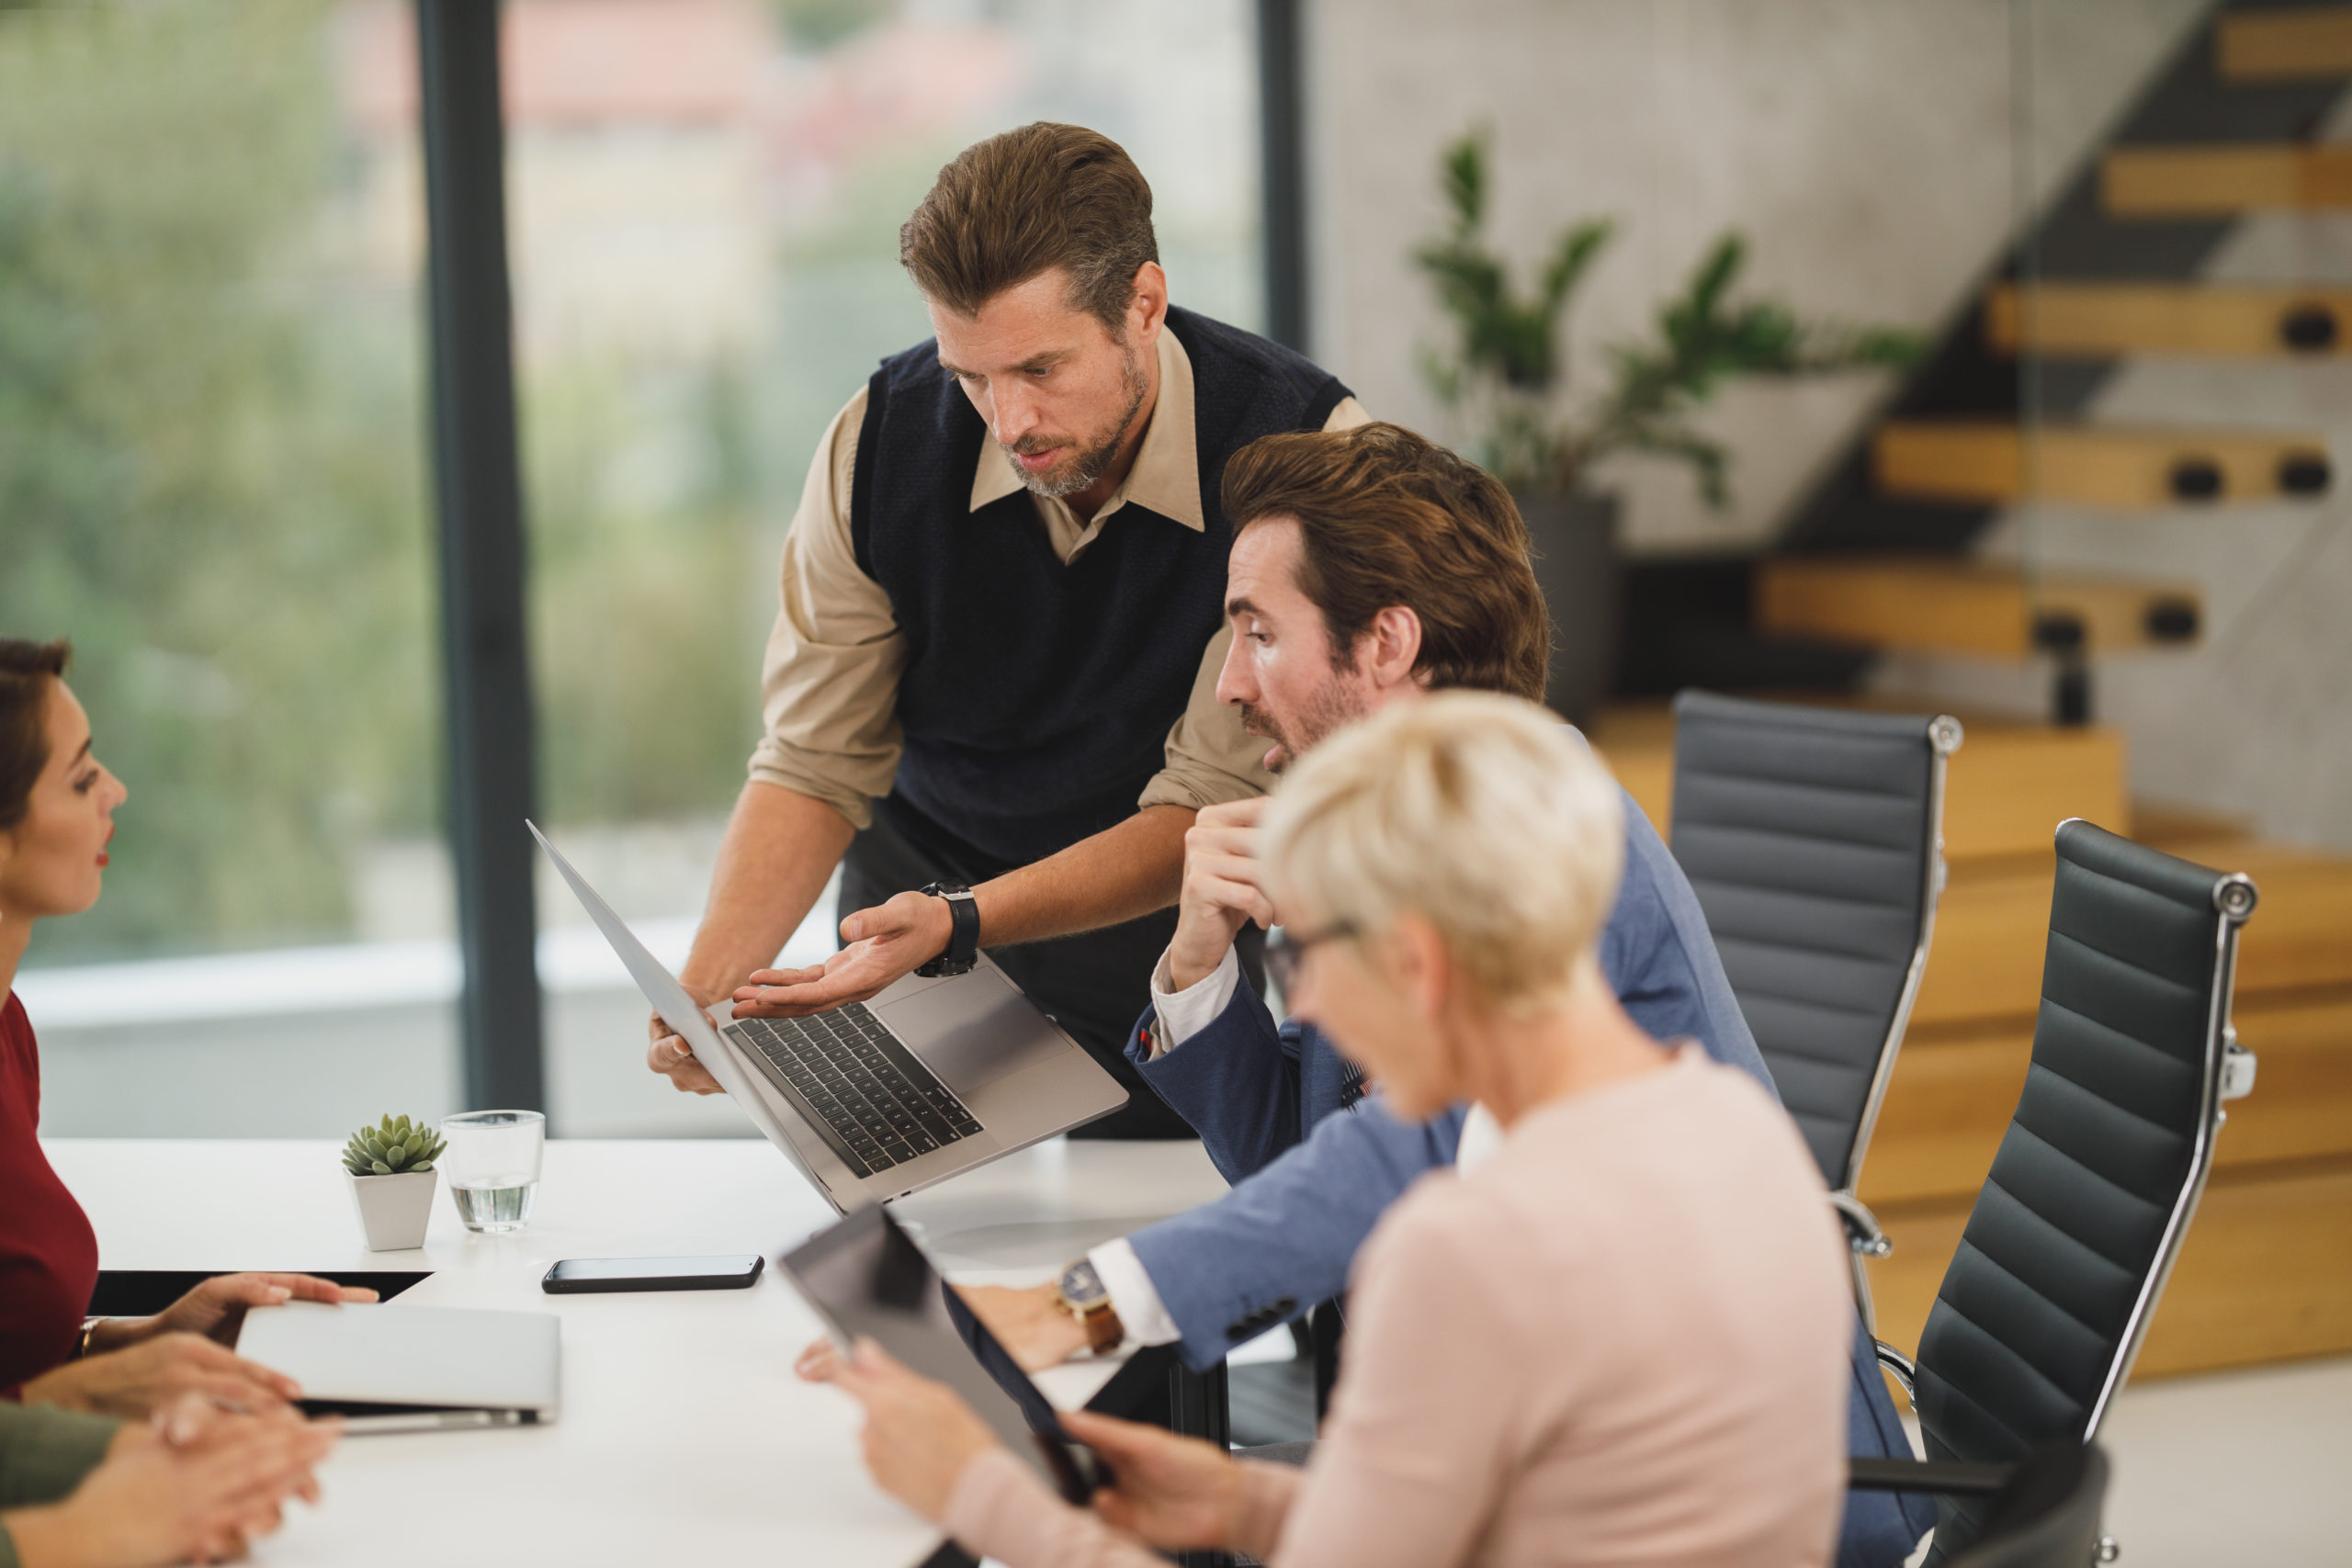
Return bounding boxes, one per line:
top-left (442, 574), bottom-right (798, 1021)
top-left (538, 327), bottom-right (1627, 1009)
top-left (1300, 0), bottom-right (2352, 850)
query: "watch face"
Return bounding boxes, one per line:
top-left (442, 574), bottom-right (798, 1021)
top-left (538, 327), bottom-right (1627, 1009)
top-left (1058, 1259), bottom-right (1110, 1310)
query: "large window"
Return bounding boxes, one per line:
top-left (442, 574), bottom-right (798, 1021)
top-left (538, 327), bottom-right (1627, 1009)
top-left (12, 0), bottom-right (1266, 1138)
top-left (6, 0), bottom-right (455, 1135)
top-left (495, 0), bottom-right (1266, 1134)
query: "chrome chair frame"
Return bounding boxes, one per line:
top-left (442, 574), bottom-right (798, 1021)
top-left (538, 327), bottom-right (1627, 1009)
top-left (1836, 711), bottom-right (1962, 1332)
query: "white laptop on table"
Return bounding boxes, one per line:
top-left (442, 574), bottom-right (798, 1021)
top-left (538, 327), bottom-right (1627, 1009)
top-left (238, 1301), bottom-right (560, 1434)
top-left (531, 822), bottom-right (1128, 1212)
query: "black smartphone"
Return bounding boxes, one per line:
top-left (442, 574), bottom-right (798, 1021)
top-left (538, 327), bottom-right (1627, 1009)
top-left (541, 1254), bottom-right (764, 1294)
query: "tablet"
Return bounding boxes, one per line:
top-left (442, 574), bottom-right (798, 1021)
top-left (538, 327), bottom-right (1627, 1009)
top-left (779, 1204), bottom-right (1110, 1504)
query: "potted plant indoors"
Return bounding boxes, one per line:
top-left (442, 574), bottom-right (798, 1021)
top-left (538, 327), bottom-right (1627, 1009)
top-left (343, 1113), bottom-right (447, 1252)
top-left (1414, 130), bottom-right (1920, 725)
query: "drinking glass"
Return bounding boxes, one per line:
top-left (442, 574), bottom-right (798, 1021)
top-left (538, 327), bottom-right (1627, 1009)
top-left (440, 1110), bottom-right (546, 1233)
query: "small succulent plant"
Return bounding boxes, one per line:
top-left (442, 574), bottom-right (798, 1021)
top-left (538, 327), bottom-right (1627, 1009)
top-left (343, 1114), bottom-right (447, 1178)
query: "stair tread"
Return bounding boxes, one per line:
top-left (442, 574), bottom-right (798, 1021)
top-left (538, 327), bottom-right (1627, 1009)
top-left (1864, 1156), bottom-right (2352, 1379)
top-left (2103, 142), bottom-right (2352, 216)
top-left (1756, 556), bottom-right (2205, 659)
top-left (2219, 7), bottom-right (2352, 82)
top-left (1919, 838), bottom-right (2352, 1027)
top-left (1874, 420), bottom-right (2333, 510)
top-left (1985, 281), bottom-right (2352, 359)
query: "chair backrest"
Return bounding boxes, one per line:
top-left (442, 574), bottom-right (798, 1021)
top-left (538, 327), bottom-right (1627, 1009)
top-left (1668, 690), bottom-right (1960, 1191)
top-left (1944, 1442), bottom-right (2110, 1568)
top-left (1913, 820), bottom-right (2256, 1553)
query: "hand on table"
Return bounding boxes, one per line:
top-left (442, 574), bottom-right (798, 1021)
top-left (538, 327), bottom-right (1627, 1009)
top-left (731, 890), bottom-right (953, 1018)
top-left (131, 1273), bottom-right (377, 1348)
top-left (3, 1393), bottom-right (340, 1568)
top-left (1061, 1409), bottom-right (1242, 1551)
top-left (814, 1338), bottom-right (1001, 1523)
top-left (1166, 798), bottom-right (1276, 992)
top-left (23, 1333), bottom-right (305, 1422)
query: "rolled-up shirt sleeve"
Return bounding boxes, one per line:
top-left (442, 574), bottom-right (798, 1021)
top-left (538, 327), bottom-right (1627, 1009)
top-left (746, 387), bottom-right (909, 830)
top-left (1137, 395), bottom-right (1374, 815)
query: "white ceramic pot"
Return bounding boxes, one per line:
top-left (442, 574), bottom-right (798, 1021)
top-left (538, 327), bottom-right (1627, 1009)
top-left (347, 1168), bottom-right (437, 1251)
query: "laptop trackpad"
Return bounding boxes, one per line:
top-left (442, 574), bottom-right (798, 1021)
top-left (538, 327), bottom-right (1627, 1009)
top-left (879, 971), bottom-right (1070, 1097)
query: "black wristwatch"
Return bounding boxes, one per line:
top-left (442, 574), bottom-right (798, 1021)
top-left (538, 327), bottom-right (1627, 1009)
top-left (916, 880), bottom-right (979, 976)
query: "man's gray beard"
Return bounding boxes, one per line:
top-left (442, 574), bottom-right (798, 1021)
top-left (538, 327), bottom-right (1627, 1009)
top-left (1000, 348), bottom-right (1150, 501)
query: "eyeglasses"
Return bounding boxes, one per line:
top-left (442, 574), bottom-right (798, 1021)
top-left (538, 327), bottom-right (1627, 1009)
top-left (1263, 919), bottom-right (1359, 996)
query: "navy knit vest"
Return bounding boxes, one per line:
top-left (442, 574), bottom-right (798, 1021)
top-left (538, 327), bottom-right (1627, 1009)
top-left (849, 307), bottom-right (1349, 872)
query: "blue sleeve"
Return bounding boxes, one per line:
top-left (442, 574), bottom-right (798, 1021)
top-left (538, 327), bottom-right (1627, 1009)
top-left (1840, 1321), bottom-right (1940, 1563)
top-left (1600, 784), bottom-right (1780, 1101)
top-left (1123, 983), bottom-right (1306, 1188)
top-left (1127, 1099), bottom-right (1465, 1371)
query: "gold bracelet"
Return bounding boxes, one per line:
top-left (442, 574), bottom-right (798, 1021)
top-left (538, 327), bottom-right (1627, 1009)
top-left (73, 1319), bottom-right (101, 1359)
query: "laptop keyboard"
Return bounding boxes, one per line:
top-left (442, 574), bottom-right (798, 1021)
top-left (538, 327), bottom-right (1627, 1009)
top-left (729, 1002), bottom-right (983, 1179)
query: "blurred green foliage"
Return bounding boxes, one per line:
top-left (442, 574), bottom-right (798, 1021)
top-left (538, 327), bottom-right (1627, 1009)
top-left (0, 0), bottom-right (437, 963)
top-left (0, 0), bottom-right (775, 964)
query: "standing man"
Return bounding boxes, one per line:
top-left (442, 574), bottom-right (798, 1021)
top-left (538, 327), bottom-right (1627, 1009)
top-left (647, 123), bottom-right (1367, 1136)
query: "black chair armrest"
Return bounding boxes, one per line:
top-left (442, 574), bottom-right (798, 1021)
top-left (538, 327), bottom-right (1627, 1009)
top-left (1849, 1457), bottom-right (2014, 1495)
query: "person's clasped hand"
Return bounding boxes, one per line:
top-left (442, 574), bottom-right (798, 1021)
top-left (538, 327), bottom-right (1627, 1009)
top-left (732, 889), bottom-right (956, 1020)
top-left (21, 1273), bottom-right (375, 1419)
top-left (1165, 796), bottom-right (1278, 991)
top-left (2, 1393), bottom-right (341, 1568)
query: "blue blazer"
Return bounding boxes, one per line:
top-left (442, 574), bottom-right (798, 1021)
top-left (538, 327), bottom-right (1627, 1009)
top-left (1121, 784), bottom-right (1936, 1567)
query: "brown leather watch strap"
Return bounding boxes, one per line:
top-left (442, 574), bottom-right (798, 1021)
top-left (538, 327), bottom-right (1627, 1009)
top-left (1078, 1300), bottom-right (1124, 1356)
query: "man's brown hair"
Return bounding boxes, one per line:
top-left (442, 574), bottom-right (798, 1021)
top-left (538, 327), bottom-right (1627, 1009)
top-left (0, 637), bottom-right (72, 833)
top-left (899, 123), bottom-right (1159, 333)
top-left (1221, 424), bottom-right (1550, 703)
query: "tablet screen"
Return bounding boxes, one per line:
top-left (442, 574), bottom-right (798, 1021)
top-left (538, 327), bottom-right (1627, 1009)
top-left (780, 1205), bottom-right (1107, 1503)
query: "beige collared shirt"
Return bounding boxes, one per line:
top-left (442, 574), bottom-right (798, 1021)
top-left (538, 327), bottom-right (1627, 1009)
top-left (747, 327), bottom-right (1371, 830)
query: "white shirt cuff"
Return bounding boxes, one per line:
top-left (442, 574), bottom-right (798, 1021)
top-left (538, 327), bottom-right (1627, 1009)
top-left (1148, 944), bottom-right (1242, 1056)
top-left (1086, 1237), bottom-right (1182, 1348)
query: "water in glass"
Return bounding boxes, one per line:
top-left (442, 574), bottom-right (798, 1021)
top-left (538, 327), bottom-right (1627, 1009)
top-left (441, 1110), bottom-right (546, 1233)
top-left (450, 1178), bottom-right (537, 1232)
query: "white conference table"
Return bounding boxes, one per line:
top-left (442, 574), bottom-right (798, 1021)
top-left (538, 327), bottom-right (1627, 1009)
top-left (43, 1136), bottom-right (1235, 1567)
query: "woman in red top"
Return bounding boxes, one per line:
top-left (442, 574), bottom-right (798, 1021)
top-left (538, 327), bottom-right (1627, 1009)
top-left (1, 637), bottom-right (370, 1416)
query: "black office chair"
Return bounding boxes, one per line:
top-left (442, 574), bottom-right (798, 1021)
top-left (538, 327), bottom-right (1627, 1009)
top-left (1864, 818), bottom-right (2257, 1562)
top-left (1668, 690), bottom-right (1962, 1327)
top-left (1853, 1440), bottom-right (2111, 1568)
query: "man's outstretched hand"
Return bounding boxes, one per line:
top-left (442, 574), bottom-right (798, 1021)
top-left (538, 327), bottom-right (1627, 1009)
top-left (731, 890), bottom-right (953, 1018)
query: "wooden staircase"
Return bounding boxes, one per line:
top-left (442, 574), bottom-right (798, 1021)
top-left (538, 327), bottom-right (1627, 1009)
top-left (1591, 702), bottom-right (2352, 1382)
top-left (1723, 0), bottom-right (2349, 728)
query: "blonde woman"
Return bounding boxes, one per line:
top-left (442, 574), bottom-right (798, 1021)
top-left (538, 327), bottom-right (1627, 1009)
top-left (821, 693), bottom-right (1853, 1568)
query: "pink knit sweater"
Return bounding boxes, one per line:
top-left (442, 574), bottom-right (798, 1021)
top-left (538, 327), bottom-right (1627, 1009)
top-left (944, 1049), bottom-right (1851, 1568)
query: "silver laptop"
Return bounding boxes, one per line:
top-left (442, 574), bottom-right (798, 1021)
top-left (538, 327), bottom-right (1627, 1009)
top-left (238, 1301), bottom-right (560, 1433)
top-left (530, 822), bottom-right (1128, 1211)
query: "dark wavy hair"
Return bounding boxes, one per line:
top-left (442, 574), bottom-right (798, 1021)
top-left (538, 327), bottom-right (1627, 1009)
top-left (1220, 424), bottom-right (1550, 703)
top-left (0, 638), bottom-right (72, 832)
